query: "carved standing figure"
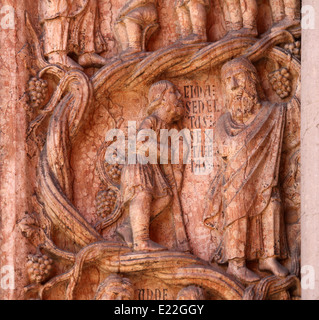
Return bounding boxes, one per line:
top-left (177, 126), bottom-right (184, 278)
top-left (269, 0), bottom-right (300, 32)
top-left (175, 0), bottom-right (210, 44)
top-left (39, 0), bottom-right (107, 69)
top-left (220, 0), bottom-right (258, 38)
top-left (117, 80), bottom-right (189, 252)
top-left (94, 274), bottom-right (134, 300)
top-left (114, 0), bottom-right (158, 56)
top-left (204, 57), bottom-right (300, 283)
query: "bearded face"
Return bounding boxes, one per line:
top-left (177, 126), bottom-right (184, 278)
top-left (97, 284), bottom-right (133, 300)
top-left (223, 69), bottom-right (259, 122)
top-left (162, 85), bottom-right (184, 122)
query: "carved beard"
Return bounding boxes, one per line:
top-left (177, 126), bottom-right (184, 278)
top-left (170, 101), bottom-right (184, 122)
top-left (227, 84), bottom-right (258, 123)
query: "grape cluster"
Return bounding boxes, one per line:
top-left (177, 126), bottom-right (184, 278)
top-left (96, 189), bottom-right (118, 219)
top-left (106, 163), bottom-right (123, 181)
top-left (268, 67), bottom-right (292, 99)
top-left (27, 77), bottom-right (48, 109)
top-left (283, 41), bottom-right (301, 60)
top-left (26, 254), bottom-right (53, 284)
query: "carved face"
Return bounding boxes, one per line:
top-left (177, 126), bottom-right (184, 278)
top-left (177, 286), bottom-right (205, 300)
top-left (223, 69), bottom-right (258, 121)
top-left (162, 85), bottom-right (184, 122)
top-left (98, 285), bottom-right (133, 300)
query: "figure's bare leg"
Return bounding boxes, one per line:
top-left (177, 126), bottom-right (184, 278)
top-left (269, 0), bottom-right (300, 32)
top-left (47, 52), bottom-right (83, 70)
top-left (259, 257), bottom-right (289, 277)
top-left (223, 0), bottom-right (257, 38)
top-left (130, 192), bottom-right (167, 252)
top-left (176, 5), bottom-right (193, 39)
top-left (76, 0), bottom-right (108, 67)
top-left (114, 21), bottom-right (129, 52)
top-left (258, 197), bottom-right (289, 277)
top-left (78, 52), bottom-right (108, 67)
top-left (240, 0), bottom-right (258, 36)
top-left (269, 0), bottom-right (285, 24)
top-left (223, 0), bottom-right (243, 32)
top-left (116, 215), bottom-right (133, 248)
top-left (222, 0), bottom-right (258, 39)
top-left (150, 194), bottom-right (173, 222)
top-left (44, 18), bottom-right (82, 69)
top-left (282, 0), bottom-right (300, 25)
top-left (284, 0), bottom-right (300, 20)
top-left (228, 259), bottom-right (261, 283)
top-left (117, 193), bottom-right (172, 248)
top-left (224, 218), bottom-right (260, 283)
top-left (121, 19), bottom-right (143, 55)
top-left (188, 1), bottom-right (208, 42)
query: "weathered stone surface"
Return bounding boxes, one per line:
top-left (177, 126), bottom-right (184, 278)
top-left (0, 0), bottom-right (303, 300)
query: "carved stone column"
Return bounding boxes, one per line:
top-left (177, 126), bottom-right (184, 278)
top-left (301, 0), bottom-right (319, 300)
top-left (0, 0), bottom-right (30, 300)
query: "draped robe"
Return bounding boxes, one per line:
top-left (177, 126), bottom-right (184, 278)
top-left (204, 101), bottom-right (289, 263)
top-left (40, 0), bottom-right (106, 56)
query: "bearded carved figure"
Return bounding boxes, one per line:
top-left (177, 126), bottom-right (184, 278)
top-left (204, 57), bottom-right (300, 284)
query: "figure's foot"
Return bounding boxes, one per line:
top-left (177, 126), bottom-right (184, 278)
top-left (178, 33), bottom-right (207, 44)
top-left (66, 57), bottom-right (84, 70)
top-left (120, 47), bottom-right (142, 57)
top-left (116, 221), bottom-right (133, 248)
top-left (134, 240), bottom-right (167, 252)
top-left (259, 257), bottom-right (289, 277)
top-left (47, 52), bottom-right (83, 70)
top-left (223, 28), bottom-right (258, 40)
top-left (227, 260), bottom-right (261, 283)
top-left (78, 52), bottom-right (108, 68)
top-left (270, 17), bottom-right (300, 33)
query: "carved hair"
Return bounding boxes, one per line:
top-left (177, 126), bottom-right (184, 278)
top-left (221, 57), bottom-right (266, 100)
top-left (94, 274), bottom-right (134, 300)
top-left (221, 57), bottom-right (258, 79)
top-left (147, 80), bottom-right (175, 115)
top-left (177, 285), bottom-right (206, 300)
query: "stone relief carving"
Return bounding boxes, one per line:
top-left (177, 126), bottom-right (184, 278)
top-left (18, 0), bottom-right (302, 300)
top-left (114, 0), bottom-right (159, 55)
top-left (282, 40), bottom-right (301, 60)
top-left (177, 285), bottom-right (206, 300)
top-left (26, 253), bottom-right (53, 285)
top-left (269, 0), bottom-right (300, 32)
top-left (39, 0), bottom-right (107, 68)
top-left (105, 80), bottom-right (190, 252)
top-left (94, 274), bottom-right (134, 300)
top-left (221, 0), bottom-right (258, 38)
top-left (268, 67), bottom-right (292, 99)
top-left (175, 0), bottom-right (210, 44)
top-left (203, 56), bottom-right (300, 284)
